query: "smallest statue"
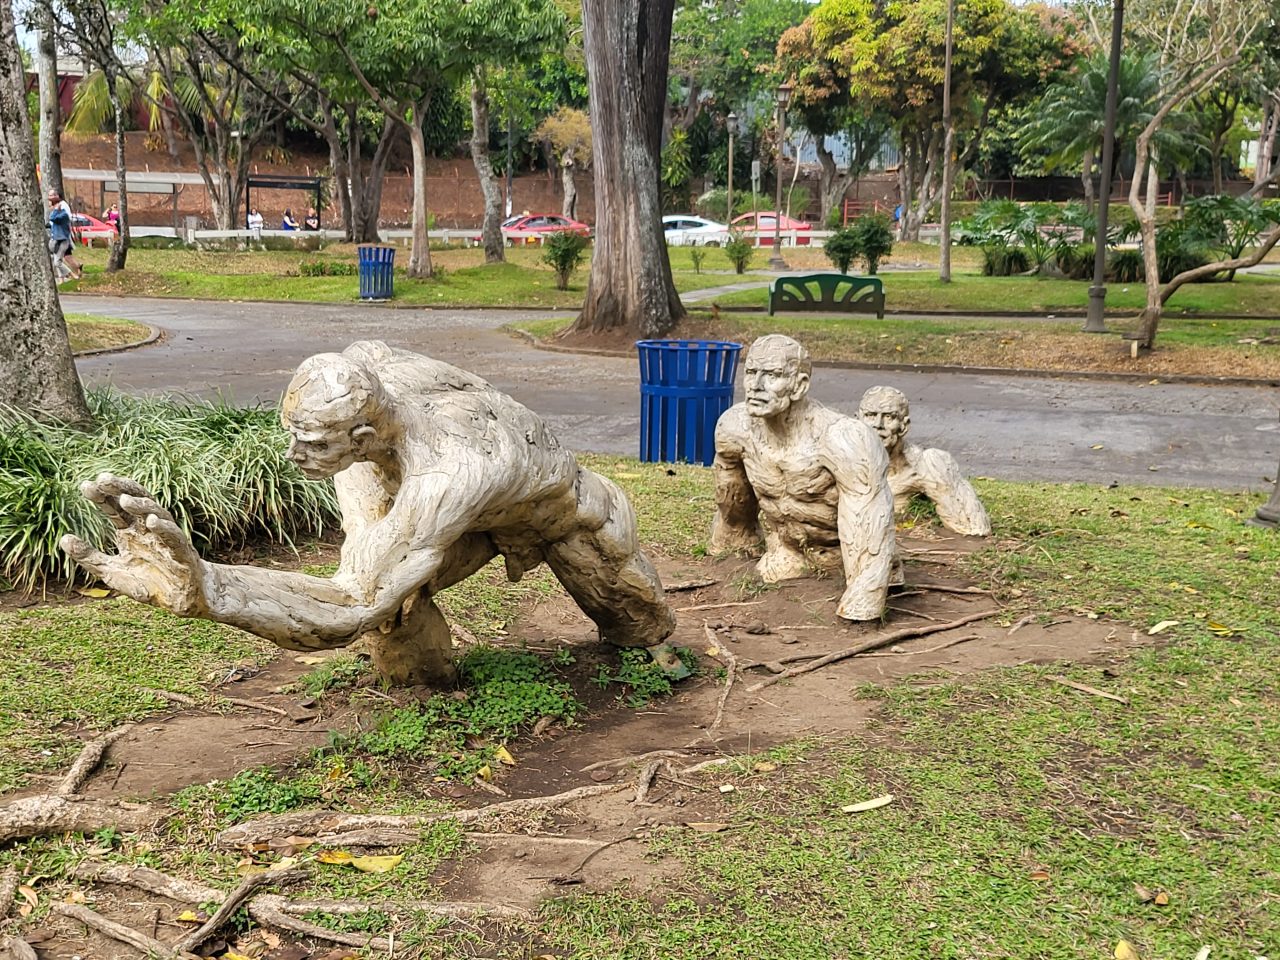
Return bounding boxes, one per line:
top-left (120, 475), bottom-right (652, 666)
top-left (857, 385), bottom-right (991, 537)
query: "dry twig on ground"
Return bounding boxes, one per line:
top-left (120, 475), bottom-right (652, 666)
top-left (745, 609), bottom-right (1000, 692)
top-left (703, 624), bottom-right (738, 737)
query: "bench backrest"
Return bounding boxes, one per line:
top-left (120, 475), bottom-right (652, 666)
top-left (768, 273), bottom-right (885, 316)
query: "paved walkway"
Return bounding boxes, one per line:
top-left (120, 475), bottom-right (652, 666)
top-left (66, 296), bottom-right (1279, 490)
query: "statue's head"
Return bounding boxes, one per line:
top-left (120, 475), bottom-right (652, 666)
top-left (282, 354), bottom-right (387, 478)
top-left (742, 335), bottom-right (811, 420)
top-left (858, 385), bottom-right (910, 452)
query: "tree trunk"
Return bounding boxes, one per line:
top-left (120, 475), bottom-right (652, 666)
top-left (105, 75), bottom-right (129, 272)
top-left (816, 140), bottom-right (851, 225)
top-left (1132, 152), bottom-right (1162, 347)
top-left (406, 109), bottom-right (434, 279)
top-left (322, 99), bottom-right (353, 242)
top-left (355, 117), bottom-right (395, 243)
top-left (469, 76), bottom-right (505, 264)
top-left (560, 147), bottom-right (578, 220)
top-left (36, 9), bottom-right (63, 197)
top-left (1255, 95), bottom-right (1279, 190)
top-left (0, 1), bottom-right (91, 424)
top-left (939, 119), bottom-right (955, 282)
top-left (570, 0), bottom-right (683, 338)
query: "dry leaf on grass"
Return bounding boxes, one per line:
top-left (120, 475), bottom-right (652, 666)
top-left (684, 822), bottom-right (731, 833)
top-left (752, 761), bottom-right (777, 773)
top-left (350, 854), bottom-right (403, 873)
top-left (76, 586), bottom-right (111, 598)
top-left (495, 745), bottom-right (516, 766)
top-left (1028, 870), bottom-right (1050, 882)
top-left (1114, 939), bottom-right (1141, 960)
top-left (841, 794), bottom-right (895, 814)
top-left (1148, 620), bottom-right (1179, 635)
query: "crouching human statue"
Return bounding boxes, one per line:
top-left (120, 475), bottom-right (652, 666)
top-left (857, 385), bottom-right (991, 537)
top-left (709, 334), bottom-right (895, 621)
top-left (61, 341), bottom-right (678, 685)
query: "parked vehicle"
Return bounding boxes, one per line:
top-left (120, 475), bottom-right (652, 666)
top-left (730, 211), bottom-right (813, 246)
top-left (72, 212), bottom-right (117, 246)
top-left (662, 214), bottom-right (730, 246)
top-left (490, 213), bottom-right (591, 245)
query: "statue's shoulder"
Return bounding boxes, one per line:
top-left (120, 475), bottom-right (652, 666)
top-left (715, 403), bottom-right (751, 441)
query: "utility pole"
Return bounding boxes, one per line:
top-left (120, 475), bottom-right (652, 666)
top-left (1084, 0), bottom-right (1126, 333)
top-left (726, 111), bottom-right (737, 223)
top-left (938, 0), bottom-right (955, 282)
top-left (505, 109), bottom-right (514, 218)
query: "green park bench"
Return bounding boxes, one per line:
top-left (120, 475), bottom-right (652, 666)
top-left (768, 273), bottom-right (886, 318)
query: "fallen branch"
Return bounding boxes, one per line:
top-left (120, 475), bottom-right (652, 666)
top-left (218, 697), bottom-right (290, 719)
top-left (218, 781), bottom-right (627, 847)
top-left (860, 633), bottom-right (981, 657)
top-left (248, 894), bottom-right (392, 951)
top-left (665, 577), bottom-right (718, 593)
top-left (704, 625), bottom-right (737, 736)
top-left (143, 687), bottom-right (290, 718)
top-left (746, 609), bottom-right (1000, 692)
top-left (581, 750), bottom-right (692, 773)
top-left (51, 902), bottom-right (186, 958)
top-left (175, 867), bottom-right (307, 954)
top-left (910, 583), bottom-right (992, 596)
top-left (1049, 675), bottom-right (1129, 705)
top-left (57, 725), bottom-right (135, 796)
top-left (0, 795), bottom-right (159, 844)
top-left (466, 831), bottom-right (602, 847)
top-left (72, 863), bottom-right (219, 904)
top-left (676, 600), bottom-right (765, 613)
top-left (1007, 614), bottom-right (1036, 636)
top-left (0, 864), bottom-right (18, 917)
top-left (887, 605), bottom-right (944, 622)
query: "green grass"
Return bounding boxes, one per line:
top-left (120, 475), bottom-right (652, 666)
top-left (706, 270), bottom-right (1280, 317)
top-left (63, 313), bottom-right (148, 353)
top-left (0, 600), bottom-right (272, 792)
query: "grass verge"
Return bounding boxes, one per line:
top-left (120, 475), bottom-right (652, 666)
top-left (64, 313), bottom-right (149, 353)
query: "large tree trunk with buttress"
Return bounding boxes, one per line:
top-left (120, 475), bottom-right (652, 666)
top-left (569, 0), bottom-right (683, 338)
top-left (36, 9), bottom-right (63, 197)
top-left (0, 1), bottom-right (91, 424)
top-left (469, 77), bottom-right (505, 264)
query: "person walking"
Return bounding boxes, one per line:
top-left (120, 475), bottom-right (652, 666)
top-left (48, 190), bottom-right (83, 281)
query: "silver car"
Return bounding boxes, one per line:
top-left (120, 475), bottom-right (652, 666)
top-left (662, 215), bottom-right (730, 247)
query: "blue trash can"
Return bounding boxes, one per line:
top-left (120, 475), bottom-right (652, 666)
top-left (357, 245), bottom-right (395, 300)
top-left (637, 339), bottom-right (743, 467)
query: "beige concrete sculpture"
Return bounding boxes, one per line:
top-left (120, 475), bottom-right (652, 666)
top-left (61, 341), bottom-right (677, 685)
top-left (710, 335), bottom-right (895, 621)
top-left (858, 385), bottom-right (992, 537)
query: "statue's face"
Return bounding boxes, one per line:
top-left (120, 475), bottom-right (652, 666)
top-left (743, 350), bottom-right (808, 419)
top-left (285, 424), bottom-right (362, 479)
top-left (859, 400), bottom-right (909, 450)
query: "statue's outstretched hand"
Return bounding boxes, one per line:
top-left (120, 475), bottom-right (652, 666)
top-left (60, 473), bottom-right (210, 617)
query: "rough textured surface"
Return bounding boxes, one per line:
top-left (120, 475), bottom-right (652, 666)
top-left (63, 342), bottom-right (675, 684)
top-left (710, 335), bottom-right (895, 621)
top-left (859, 385), bottom-right (992, 537)
top-left (0, 1), bottom-right (90, 424)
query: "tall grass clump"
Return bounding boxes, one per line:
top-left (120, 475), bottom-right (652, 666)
top-left (0, 389), bottom-right (339, 591)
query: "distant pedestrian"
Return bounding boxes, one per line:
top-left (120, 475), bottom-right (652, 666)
top-left (281, 208), bottom-right (299, 231)
top-left (247, 207), bottom-right (264, 236)
top-left (303, 208), bottom-right (320, 231)
top-left (47, 190), bottom-right (83, 281)
top-left (101, 202), bottom-right (120, 232)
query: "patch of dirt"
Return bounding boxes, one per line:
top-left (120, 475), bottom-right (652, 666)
top-left (9, 527), bottom-right (1153, 959)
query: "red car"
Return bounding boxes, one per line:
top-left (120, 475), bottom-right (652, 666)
top-left (501, 213), bottom-right (591, 245)
top-left (730, 211), bottom-right (813, 246)
top-left (71, 212), bottom-right (117, 246)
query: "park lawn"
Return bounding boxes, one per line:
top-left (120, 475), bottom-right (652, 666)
top-left (664, 239), bottom-right (987, 274)
top-left (709, 270), bottom-right (1280, 317)
top-left (65, 244), bottom-right (736, 307)
top-left (513, 313), bottom-right (1280, 378)
top-left (63, 312), bottom-right (149, 352)
top-left (1, 461), bottom-right (1277, 959)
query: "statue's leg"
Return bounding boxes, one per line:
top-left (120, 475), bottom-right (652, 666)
top-left (544, 469), bottom-right (676, 649)
top-left (756, 528), bottom-right (809, 582)
top-left (364, 533), bottom-right (499, 687)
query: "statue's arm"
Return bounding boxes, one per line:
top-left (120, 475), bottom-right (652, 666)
top-left (828, 422), bottom-right (896, 621)
top-left (914, 448), bottom-right (992, 536)
top-left (709, 412), bottom-right (762, 556)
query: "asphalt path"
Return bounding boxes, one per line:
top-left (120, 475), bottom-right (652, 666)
top-left (66, 295), bottom-right (1280, 491)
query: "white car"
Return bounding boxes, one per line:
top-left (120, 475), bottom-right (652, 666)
top-left (663, 215), bottom-right (730, 247)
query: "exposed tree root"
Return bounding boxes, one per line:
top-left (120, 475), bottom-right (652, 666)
top-left (745, 609), bottom-right (1000, 692)
top-left (247, 895), bottom-right (392, 950)
top-left (218, 781), bottom-right (628, 847)
top-left (703, 624), bottom-right (737, 737)
top-left (0, 795), bottom-right (159, 844)
top-left (56, 725), bottom-right (135, 796)
top-left (0, 865), bottom-right (17, 917)
top-left (281, 896), bottom-right (532, 921)
top-left (0, 936), bottom-right (38, 960)
top-left (580, 749), bottom-right (693, 773)
top-left (633, 759), bottom-right (664, 805)
top-left (174, 867), bottom-right (307, 954)
top-left (51, 902), bottom-right (188, 958)
top-left (72, 863), bottom-right (219, 903)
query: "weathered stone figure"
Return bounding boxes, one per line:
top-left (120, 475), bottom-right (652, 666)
top-left (710, 335), bottom-right (895, 621)
top-left (62, 341), bottom-right (677, 685)
top-left (858, 385), bottom-right (992, 537)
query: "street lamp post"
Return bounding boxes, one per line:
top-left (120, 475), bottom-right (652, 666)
top-left (769, 80), bottom-right (794, 272)
top-left (1084, 0), bottom-right (1126, 333)
top-left (727, 111), bottom-right (738, 226)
